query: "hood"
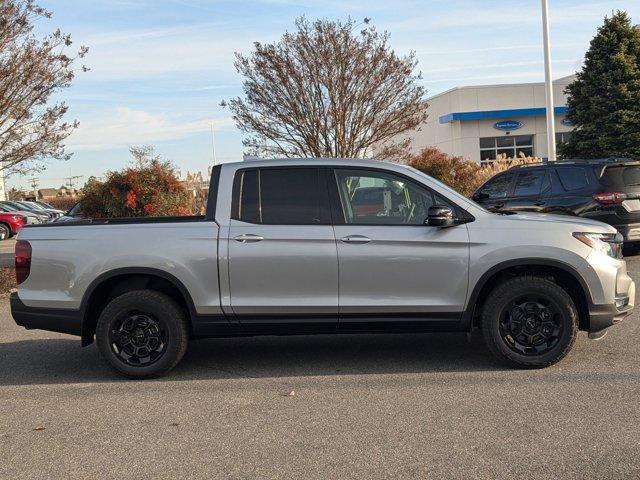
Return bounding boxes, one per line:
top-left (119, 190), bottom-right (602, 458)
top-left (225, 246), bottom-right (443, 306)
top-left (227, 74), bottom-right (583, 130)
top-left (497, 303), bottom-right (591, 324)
top-left (496, 212), bottom-right (616, 233)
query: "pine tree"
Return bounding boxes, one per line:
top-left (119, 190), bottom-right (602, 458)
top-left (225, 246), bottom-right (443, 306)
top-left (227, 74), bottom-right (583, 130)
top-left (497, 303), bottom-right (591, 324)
top-left (559, 11), bottom-right (640, 159)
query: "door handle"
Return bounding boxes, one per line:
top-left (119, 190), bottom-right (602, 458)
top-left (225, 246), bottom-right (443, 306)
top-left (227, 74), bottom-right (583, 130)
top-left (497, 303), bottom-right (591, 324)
top-left (234, 234), bottom-right (264, 243)
top-left (534, 201), bottom-right (546, 206)
top-left (490, 203), bottom-right (504, 210)
top-left (340, 235), bottom-right (371, 244)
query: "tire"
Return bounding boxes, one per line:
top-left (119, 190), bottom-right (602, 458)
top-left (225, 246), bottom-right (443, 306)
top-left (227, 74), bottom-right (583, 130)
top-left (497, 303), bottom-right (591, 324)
top-left (95, 290), bottom-right (189, 378)
top-left (481, 276), bottom-right (578, 368)
top-left (0, 223), bottom-right (9, 241)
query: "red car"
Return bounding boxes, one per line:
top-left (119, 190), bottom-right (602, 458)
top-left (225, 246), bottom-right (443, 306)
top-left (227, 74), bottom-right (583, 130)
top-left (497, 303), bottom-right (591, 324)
top-left (0, 211), bottom-right (26, 240)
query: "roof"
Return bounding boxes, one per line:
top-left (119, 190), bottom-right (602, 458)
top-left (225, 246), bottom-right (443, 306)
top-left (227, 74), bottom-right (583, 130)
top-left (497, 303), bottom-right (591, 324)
top-left (428, 74), bottom-right (577, 101)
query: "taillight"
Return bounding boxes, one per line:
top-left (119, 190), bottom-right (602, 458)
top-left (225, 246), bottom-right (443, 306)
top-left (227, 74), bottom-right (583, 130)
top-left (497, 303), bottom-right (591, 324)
top-left (592, 192), bottom-right (627, 205)
top-left (15, 240), bottom-right (32, 285)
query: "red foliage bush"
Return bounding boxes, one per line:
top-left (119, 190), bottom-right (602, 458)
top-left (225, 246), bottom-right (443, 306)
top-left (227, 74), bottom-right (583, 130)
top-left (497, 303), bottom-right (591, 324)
top-left (80, 146), bottom-right (192, 218)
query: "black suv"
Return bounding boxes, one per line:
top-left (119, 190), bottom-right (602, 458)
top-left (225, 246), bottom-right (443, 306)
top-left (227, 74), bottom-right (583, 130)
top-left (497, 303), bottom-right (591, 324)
top-left (472, 159), bottom-right (640, 244)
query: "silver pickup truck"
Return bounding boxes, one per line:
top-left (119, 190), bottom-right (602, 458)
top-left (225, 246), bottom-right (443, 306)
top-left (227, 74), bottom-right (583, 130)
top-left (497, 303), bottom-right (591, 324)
top-left (10, 158), bottom-right (636, 377)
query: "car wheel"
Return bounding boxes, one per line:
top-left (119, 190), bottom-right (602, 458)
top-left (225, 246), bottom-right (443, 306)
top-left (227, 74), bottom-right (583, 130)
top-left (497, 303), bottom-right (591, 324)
top-left (0, 223), bottom-right (9, 241)
top-left (95, 290), bottom-right (189, 378)
top-left (481, 276), bottom-right (578, 368)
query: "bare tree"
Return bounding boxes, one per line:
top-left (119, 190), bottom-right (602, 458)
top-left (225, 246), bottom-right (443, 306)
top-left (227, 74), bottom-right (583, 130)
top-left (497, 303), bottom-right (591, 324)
top-left (0, 0), bottom-right (87, 175)
top-left (222, 17), bottom-right (428, 160)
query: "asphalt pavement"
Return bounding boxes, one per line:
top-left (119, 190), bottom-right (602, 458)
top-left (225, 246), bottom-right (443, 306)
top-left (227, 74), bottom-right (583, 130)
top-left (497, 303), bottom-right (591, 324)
top-left (0, 238), bottom-right (15, 267)
top-left (1, 257), bottom-right (639, 479)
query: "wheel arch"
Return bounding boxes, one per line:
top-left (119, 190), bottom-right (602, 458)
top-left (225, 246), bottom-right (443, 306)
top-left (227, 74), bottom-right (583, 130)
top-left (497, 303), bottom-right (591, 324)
top-left (79, 267), bottom-right (197, 346)
top-left (464, 258), bottom-right (594, 332)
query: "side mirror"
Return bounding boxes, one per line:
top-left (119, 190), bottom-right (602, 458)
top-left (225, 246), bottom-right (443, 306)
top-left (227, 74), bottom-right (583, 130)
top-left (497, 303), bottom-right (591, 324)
top-left (426, 205), bottom-right (455, 227)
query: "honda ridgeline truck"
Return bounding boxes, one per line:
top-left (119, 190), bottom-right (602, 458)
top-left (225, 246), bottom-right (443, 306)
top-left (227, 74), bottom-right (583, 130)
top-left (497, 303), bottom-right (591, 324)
top-left (10, 159), bottom-right (635, 377)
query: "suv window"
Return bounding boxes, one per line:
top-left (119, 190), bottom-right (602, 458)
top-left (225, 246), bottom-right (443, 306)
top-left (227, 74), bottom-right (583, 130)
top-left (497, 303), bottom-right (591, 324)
top-left (232, 168), bottom-right (330, 225)
top-left (477, 173), bottom-right (513, 199)
top-left (556, 167), bottom-right (588, 191)
top-left (514, 170), bottom-right (548, 197)
top-left (600, 165), bottom-right (640, 188)
top-left (334, 169), bottom-right (444, 225)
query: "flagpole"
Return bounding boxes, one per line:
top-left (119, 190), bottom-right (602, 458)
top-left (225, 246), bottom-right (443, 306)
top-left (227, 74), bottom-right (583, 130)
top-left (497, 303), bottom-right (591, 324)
top-left (541, 0), bottom-right (556, 162)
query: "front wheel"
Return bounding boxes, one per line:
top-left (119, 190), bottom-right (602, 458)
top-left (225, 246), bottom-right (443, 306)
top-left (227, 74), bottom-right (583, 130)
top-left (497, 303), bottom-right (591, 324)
top-left (95, 290), bottom-right (189, 378)
top-left (481, 276), bottom-right (578, 368)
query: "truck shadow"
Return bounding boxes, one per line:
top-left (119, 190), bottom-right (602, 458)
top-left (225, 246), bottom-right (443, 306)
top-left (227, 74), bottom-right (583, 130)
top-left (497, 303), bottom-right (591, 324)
top-left (0, 333), bottom-right (502, 386)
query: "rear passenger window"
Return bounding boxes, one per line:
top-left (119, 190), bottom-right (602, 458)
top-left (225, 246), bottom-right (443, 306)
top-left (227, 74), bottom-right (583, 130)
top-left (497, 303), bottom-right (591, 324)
top-left (557, 168), bottom-right (588, 191)
top-left (232, 168), bottom-right (330, 225)
top-left (514, 171), bottom-right (547, 197)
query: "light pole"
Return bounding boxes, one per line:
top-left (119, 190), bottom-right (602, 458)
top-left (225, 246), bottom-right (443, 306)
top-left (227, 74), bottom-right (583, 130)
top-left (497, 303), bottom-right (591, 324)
top-left (541, 0), bottom-right (556, 161)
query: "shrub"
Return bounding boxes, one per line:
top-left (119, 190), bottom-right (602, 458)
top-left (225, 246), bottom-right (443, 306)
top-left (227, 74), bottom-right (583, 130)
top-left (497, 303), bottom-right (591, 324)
top-left (407, 147), bottom-right (538, 196)
top-left (79, 146), bottom-right (192, 218)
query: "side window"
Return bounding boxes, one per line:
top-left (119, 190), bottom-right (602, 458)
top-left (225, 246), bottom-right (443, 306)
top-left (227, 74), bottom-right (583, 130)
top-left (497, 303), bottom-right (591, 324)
top-left (477, 174), bottom-right (513, 199)
top-left (556, 167), bottom-right (588, 191)
top-left (333, 169), bottom-right (439, 225)
top-left (513, 170), bottom-right (548, 197)
top-left (232, 168), bottom-right (330, 225)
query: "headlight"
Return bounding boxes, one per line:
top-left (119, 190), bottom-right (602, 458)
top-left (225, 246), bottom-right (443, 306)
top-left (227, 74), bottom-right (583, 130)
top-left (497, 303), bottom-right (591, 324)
top-left (573, 232), bottom-right (623, 259)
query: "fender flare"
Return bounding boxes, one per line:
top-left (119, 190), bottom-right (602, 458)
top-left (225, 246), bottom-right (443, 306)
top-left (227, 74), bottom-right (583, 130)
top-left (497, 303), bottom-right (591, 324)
top-left (79, 267), bottom-right (198, 345)
top-left (461, 257), bottom-right (594, 329)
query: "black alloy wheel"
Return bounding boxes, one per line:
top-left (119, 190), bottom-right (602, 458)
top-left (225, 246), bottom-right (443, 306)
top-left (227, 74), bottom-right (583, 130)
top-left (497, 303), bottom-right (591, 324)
top-left (109, 311), bottom-right (167, 367)
top-left (499, 295), bottom-right (563, 356)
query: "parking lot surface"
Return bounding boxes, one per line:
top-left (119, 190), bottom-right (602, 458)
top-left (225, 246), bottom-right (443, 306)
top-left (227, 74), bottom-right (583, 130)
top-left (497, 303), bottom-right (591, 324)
top-left (0, 238), bottom-right (15, 267)
top-left (1, 256), bottom-right (639, 479)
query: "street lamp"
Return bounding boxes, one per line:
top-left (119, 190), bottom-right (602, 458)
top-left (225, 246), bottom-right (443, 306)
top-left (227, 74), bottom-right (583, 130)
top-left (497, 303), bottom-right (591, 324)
top-left (541, 0), bottom-right (556, 162)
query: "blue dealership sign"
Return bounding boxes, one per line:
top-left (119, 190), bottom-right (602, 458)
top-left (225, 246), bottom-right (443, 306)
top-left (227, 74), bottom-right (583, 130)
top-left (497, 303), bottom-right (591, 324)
top-left (561, 117), bottom-right (573, 126)
top-left (494, 120), bottom-right (523, 131)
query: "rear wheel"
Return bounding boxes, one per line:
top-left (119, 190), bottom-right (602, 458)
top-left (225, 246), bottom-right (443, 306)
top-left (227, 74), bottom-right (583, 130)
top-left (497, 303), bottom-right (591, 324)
top-left (95, 290), bottom-right (189, 378)
top-left (481, 276), bottom-right (578, 368)
top-left (0, 223), bottom-right (9, 241)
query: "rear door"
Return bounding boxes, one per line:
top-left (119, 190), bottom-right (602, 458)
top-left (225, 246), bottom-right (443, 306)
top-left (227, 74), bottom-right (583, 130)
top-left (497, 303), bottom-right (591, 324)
top-left (227, 167), bottom-right (338, 327)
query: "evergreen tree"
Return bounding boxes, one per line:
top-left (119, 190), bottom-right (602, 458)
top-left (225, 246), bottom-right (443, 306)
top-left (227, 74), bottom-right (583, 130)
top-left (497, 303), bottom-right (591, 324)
top-left (560, 11), bottom-right (640, 159)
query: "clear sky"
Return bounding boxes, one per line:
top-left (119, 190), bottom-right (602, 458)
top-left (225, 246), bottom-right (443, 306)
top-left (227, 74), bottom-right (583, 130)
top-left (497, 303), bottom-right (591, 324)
top-left (7, 0), bottom-right (640, 190)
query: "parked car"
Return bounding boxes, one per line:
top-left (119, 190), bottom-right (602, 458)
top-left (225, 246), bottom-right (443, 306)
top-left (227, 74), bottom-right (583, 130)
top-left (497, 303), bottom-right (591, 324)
top-left (472, 159), bottom-right (640, 244)
top-left (0, 201), bottom-right (52, 222)
top-left (19, 200), bottom-right (65, 219)
top-left (0, 211), bottom-right (26, 240)
top-left (12, 200), bottom-right (62, 220)
top-left (11, 158), bottom-right (635, 377)
top-left (0, 204), bottom-right (43, 225)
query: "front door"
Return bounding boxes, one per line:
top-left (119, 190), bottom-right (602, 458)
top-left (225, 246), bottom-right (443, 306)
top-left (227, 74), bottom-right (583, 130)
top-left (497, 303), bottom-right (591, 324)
top-left (329, 168), bottom-right (470, 329)
top-left (227, 167), bottom-right (338, 328)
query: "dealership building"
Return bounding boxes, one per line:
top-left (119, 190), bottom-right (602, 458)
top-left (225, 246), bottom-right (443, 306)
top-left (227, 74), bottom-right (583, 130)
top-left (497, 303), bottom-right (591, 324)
top-left (410, 74), bottom-right (576, 163)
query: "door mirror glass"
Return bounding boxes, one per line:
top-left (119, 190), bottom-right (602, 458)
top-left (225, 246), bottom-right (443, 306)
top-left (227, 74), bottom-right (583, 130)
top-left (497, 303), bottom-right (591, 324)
top-left (426, 205), bottom-right (455, 227)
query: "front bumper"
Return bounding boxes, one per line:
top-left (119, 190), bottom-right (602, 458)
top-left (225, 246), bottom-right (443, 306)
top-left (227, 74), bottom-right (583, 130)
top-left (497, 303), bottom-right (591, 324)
top-left (10, 292), bottom-right (82, 336)
top-left (588, 281), bottom-right (635, 335)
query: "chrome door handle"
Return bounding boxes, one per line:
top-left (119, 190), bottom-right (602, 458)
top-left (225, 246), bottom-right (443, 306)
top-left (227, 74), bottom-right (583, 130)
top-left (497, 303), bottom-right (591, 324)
top-left (340, 235), bottom-right (371, 244)
top-left (234, 234), bottom-right (264, 243)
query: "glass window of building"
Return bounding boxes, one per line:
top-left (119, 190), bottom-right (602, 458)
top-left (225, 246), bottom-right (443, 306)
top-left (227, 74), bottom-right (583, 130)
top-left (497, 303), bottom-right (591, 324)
top-left (480, 135), bottom-right (534, 161)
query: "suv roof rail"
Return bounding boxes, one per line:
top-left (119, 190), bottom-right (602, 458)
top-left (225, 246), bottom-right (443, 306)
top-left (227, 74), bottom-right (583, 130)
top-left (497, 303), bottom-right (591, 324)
top-left (505, 157), bottom-right (640, 170)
